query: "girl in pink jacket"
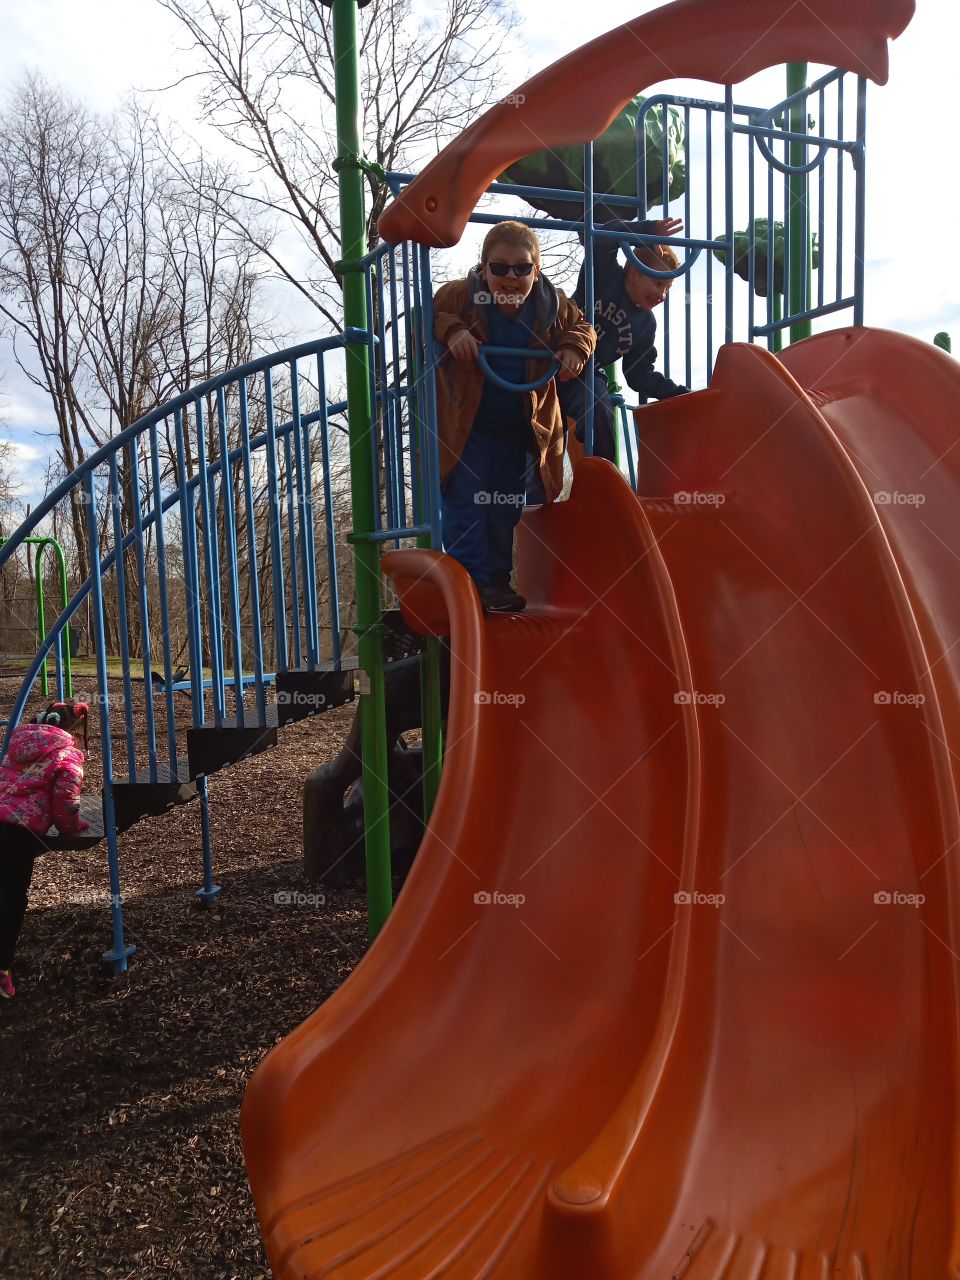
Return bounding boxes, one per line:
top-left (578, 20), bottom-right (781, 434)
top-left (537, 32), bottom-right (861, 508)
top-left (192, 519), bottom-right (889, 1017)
top-left (0, 701), bottom-right (89, 998)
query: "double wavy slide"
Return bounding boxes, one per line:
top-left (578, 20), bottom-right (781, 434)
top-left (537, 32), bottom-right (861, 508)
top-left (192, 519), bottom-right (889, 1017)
top-left (242, 328), bottom-right (960, 1277)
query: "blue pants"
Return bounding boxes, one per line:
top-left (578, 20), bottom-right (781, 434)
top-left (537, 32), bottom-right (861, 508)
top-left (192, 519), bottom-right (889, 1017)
top-left (441, 425), bottom-right (527, 586)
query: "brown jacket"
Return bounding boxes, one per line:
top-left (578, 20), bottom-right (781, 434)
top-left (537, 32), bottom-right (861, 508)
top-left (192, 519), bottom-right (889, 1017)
top-left (433, 270), bottom-right (596, 502)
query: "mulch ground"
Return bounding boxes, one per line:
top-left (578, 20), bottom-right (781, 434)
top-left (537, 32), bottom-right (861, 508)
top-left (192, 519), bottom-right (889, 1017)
top-left (0, 675), bottom-right (370, 1279)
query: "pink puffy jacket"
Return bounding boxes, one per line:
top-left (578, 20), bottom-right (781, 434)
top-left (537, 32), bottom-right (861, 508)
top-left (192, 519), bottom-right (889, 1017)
top-left (0, 723), bottom-right (88, 836)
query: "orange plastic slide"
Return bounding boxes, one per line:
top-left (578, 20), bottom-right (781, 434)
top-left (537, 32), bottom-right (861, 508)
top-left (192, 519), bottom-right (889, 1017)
top-left (379, 0), bottom-right (914, 246)
top-left (243, 329), bottom-right (960, 1277)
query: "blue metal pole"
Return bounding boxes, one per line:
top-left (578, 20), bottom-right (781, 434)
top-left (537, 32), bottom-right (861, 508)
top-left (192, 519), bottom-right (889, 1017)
top-left (315, 353), bottom-right (342, 668)
top-left (148, 422), bottom-right (178, 771)
top-left (108, 455), bottom-right (137, 782)
top-left (290, 361), bottom-right (320, 670)
top-left (853, 76), bottom-right (867, 327)
top-left (263, 369), bottom-right (289, 673)
top-left (84, 470), bottom-right (135, 974)
top-left (194, 398), bottom-right (225, 726)
top-left (174, 409), bottom-right (205, 729)
top-left (128, 441), bottom-right (159, 783)
top-left (416, 247), bottom-right (443, 549)
top-left (583, 140), bottom-right (595, 457)
top-left (724, 86), bottom-right (736, 344)
top-left (195, 773), bottom-right (221, 905)
top-left (283, 430), bottom-right (303, 671)
top-left (215, 387), bottom-right (246, 723)
top-left (239, 378), bottom-right (268, 719)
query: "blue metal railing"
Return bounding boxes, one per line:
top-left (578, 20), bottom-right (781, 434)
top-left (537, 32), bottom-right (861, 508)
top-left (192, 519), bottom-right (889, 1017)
top-left (0, 321), bottom-right (443, 970)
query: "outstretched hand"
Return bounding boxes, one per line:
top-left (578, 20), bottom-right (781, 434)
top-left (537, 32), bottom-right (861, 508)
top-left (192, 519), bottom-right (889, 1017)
top-left (649, 217), bottom-right (683, 238)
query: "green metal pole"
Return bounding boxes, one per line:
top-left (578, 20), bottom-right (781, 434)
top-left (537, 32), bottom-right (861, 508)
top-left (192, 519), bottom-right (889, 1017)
top-left (1, 534), bottom-right (72, 698)
top-left (604, 364), bottom-right (623, 467)
top-left (330, 0), bottom-right (393, 940)
top-left (34, 543), bottom-right (49, 697)
top-left (48, 538), bottom-right (73, 698)
top-left (787, 62), bottom-right (812, 345)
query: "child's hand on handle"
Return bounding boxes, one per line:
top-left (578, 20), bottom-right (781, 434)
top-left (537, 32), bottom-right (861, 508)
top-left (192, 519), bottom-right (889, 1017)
top-left (448, 328), bottom-right (480, 362)
top-left (556, 347), bottom-right (585, 383)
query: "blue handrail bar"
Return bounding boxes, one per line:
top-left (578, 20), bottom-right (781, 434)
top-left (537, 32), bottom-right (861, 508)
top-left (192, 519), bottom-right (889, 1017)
top-left (0, 332), bottom-right (370, 570)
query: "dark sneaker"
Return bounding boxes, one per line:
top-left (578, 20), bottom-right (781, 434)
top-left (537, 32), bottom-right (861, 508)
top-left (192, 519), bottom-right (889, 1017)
top-left (478, 583), bottom-right (526, 613)
top-left (0, 969), bottom-right (15, 999)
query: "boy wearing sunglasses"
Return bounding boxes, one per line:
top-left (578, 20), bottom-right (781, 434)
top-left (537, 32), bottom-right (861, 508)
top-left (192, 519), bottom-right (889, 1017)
top-left (433, 220), bottom-right (596, 612)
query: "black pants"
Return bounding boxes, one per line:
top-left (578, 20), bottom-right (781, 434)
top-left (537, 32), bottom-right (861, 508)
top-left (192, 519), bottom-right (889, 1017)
top-left (558, 369), bottom-right (618, 462)
top-left (0, 826), bottom-right (43, 969)
top-left (526, 370), bottom-right (619, 505)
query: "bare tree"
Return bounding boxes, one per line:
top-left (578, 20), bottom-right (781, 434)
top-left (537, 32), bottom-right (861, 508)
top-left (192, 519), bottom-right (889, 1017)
top-left (0, 76), bottom-right (284, 660)
top-left (0, 438), bottom-right (19, 536)
top-left (159, 0), bottom-right (519, 327)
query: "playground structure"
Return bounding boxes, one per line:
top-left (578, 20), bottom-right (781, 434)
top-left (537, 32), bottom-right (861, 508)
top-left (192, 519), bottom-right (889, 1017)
top-left (0, 5), bottom-right (879, 965)
top-left (4, 0), bottom-right (960, 1273)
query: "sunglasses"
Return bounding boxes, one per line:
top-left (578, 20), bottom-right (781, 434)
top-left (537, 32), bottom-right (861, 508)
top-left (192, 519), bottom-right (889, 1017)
top-left (485, 261), bottom-right (535, 278)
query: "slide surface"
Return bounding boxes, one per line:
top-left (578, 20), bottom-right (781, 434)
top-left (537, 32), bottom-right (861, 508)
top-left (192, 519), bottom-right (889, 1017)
top-left (243, 330), bottom-right (960, 1278)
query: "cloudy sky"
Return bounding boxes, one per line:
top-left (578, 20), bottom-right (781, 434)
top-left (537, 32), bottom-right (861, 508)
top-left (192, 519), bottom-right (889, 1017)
top-left (1, 0), bottom-right (957, 501)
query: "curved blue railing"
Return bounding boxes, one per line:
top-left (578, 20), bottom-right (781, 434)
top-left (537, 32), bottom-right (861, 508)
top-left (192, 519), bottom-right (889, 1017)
top-left (0, 301), bottom-right (445, 971)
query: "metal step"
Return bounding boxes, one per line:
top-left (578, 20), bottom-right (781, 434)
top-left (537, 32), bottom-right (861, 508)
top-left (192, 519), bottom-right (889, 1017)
top-left (274, 660), bottom-right (357, 725)
top-left (113, 758), bottom-right (198, 830)
top-left (39, 796), bottom-right (107, 851)
top-left (186, 718), bottom-right (279, 777)
top-left (38, 760), bottom-right (199, 852)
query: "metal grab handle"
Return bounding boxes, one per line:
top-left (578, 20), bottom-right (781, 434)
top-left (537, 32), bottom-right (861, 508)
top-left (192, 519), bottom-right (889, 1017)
top-left (474, 344), bottom-right (562, 393)
top-left (619, 240), bottom-right (702, 281)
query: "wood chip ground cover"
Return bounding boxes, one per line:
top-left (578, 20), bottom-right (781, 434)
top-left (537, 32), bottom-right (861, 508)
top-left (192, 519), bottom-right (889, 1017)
top-left (0, 679), bottom-right (369, 1278)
